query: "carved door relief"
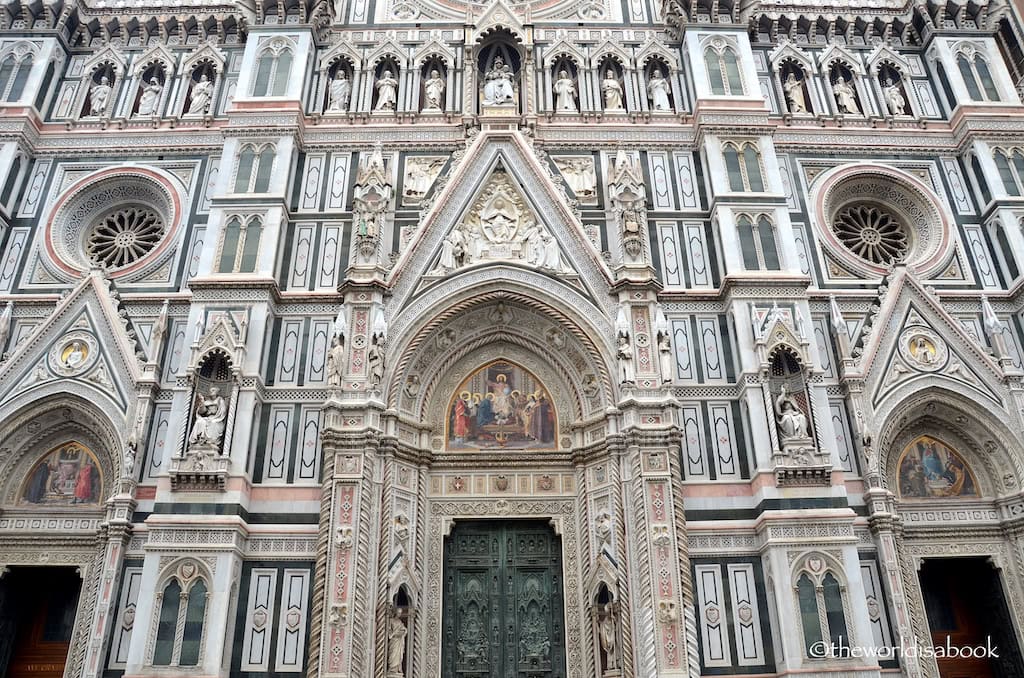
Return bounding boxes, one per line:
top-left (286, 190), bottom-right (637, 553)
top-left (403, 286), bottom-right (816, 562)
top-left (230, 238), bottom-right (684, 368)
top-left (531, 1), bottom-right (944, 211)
top-left (442, 520), bottom-right (567, 678)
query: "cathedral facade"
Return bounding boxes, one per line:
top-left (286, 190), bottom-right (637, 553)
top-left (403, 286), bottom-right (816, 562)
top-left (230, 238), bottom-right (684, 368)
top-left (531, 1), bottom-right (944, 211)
top-left (2, 0), bottom-right (1024, 677)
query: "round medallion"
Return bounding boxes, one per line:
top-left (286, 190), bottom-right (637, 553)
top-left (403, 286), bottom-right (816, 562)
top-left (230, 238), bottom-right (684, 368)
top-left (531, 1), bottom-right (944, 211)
top-left (899, 327), bottom-right (947, 371)
top-left (48, 332), bottom-right (98, 376)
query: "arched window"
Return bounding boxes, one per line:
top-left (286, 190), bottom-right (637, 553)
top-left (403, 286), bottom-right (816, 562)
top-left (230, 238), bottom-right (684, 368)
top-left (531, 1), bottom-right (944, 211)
top-left (971, 154), bottom-right (993, 204)
top-left (0, 49), bottom-right (33, 102)
top-left (995, 151), bottom-right (1019, 196)
top-left (150, 565), bottom-right (209, 668)
top-left (737, 214), bottom-right (780, 271)
top-left (219, 216), bottom-right (263, 274)
top-left (252, 41), bottom-right (293, 97)
top-left (794, 558), bottom-right (851, 658)
top-left (1, 154), bottom-right (22, 208)
top-left (233, 144), bottom-right (275, 193)
top-left (722, 142), bottom-right (764, 193)
top-left (957, 48), bottom-right (1001, 102)
top-left (704, 42), bottom-right (744, 95)
top-left (996, 222), bottom-right (1020, 280)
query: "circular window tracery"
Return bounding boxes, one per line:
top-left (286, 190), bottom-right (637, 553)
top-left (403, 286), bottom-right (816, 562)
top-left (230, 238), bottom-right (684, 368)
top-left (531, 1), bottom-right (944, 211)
top-left (832, 204), bottom-right (909, 265)
top-left (85, 206), bottom-right (166, 269)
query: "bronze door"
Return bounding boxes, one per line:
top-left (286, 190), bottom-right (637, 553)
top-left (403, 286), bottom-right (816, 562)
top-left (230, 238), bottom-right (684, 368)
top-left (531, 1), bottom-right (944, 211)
top-left (442, 520), bottom-right (567, 678)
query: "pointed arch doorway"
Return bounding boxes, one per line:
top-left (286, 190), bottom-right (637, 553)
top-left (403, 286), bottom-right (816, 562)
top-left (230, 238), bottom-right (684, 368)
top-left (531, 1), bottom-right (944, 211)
top-left (441, 520), bottom-right (567, 678)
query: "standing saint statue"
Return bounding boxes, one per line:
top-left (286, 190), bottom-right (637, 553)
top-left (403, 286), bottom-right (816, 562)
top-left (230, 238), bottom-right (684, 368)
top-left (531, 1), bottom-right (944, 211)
top-left (599, 603), bottom-right (619, 671)
top-left (137, 77), bottom-right (162, 116)
top-left (89, 75), bottom-right (112, 116)
top-left (553, 70), bottom-right (577, 112)
top-left (327, 335), bottom-right (345, 387)
top-left (832, 74), bottom-right (860, 114)
top-left (375, 70), bottom-right (398, 112)
top-left (602, 70), bottom-right (624, 111)
top-left (189, 387), bottom-right (228, 447)
top-left (782, 72), bottom-right (807, 113)
top-left (186, 73), bottom-right (213, 115)
top-left (883, 78), bottom-right (907, 116)
top-left (616, 332), bottom-right (635, 383)
top-left (368, 333), bottom-right (386, 386)
top-left (482, 56), bottom-right (516, 106)
top-left (423, 69), bottom-right (445, 111)
top-left (647, 69), bottom-right (672, 111)
top-left (328, 70), bottom-right (351, 112)
top-left (657, 330), bottom-right (673, 383)
top-left (386, 611), bottom-right (407, 677)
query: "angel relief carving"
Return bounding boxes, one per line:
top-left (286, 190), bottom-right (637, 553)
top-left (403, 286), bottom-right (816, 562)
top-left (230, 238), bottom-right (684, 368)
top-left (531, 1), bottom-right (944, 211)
top-left (432, 170), bottom-right (568, 274)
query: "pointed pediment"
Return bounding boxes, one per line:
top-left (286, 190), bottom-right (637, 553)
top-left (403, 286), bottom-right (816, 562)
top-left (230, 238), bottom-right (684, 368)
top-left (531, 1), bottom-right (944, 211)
top-left (473, 0), bottom-right (525, 40)
top-left (820, 43), bottom-right (864, 75)
top-left (853, 268), bottom-right (1005, 409)
top-left (387, 131), bottom-right (613, 312)
top-left (134, 43), bottom-right (176, 75)
top-left (768, 41), bottom-right (813, 73)
top-left (182, 42), bottom-right (227, 72)
top-left (0, 272), bottom-right (145, 417)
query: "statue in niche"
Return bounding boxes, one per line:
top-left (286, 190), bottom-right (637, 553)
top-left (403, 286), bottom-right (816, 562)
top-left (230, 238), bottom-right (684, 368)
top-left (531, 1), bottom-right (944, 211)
top-left (883, 77), bottom-right (907, 116)
top-left (602, 70), bottom-right (624, 111)
top-left (616, 332), bottom-right (635, 384)
top-left (328, 70), bottom-right (351, 112)
top-left (368, 332), bottom-right (386, 387)
top-left (327, 335), bottom-right (346, 387)
top-left (375, 70), bottom-right (398, 112)
top-left (423, 69), bottom-right (445, 111)
top-left (647, 69), bottom-right (672, 111)
top-left (386, 610), bottom-right (407, 677)
top-left (832, 73), bottom-right (860, 114)
top-left (88, 75), bottom-right (112, 116)
top-left (598, 603), bottom-right (619, 672)
top-left (187, 73), bottom-right (213, 115)
top-left (775, 384), bottom-right (809, 440)
top-left (782, 71), bottom-right (807, 113)
top-left (657, 330), bottom-right (673, 383)
top-left (189, 386), bottom-right (228, 447)
top-left (137, 77), bottom-right (162, 116)
top-left (482, 56), bottom-right (516, 106)
top-left (553, 70), bottom-right (577, 112)
top-left (123, 437), bottom-right (137, 479)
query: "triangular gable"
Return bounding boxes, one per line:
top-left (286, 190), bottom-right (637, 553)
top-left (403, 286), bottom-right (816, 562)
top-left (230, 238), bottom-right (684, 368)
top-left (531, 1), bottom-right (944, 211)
top-left (473, 0), bottom-right (525, 39)
top-left (866, 44), bottom-right (910, 75)
top-left (768, 41), bottom-right (814, 73)
top-left (182, 43), bottom-right (227, 72)
top-left (820, 43), bottom-right (864, 75)
top-left (0, 271), bottom-right (145, 416)
top-left (387, 131), bottom-right (613, 311)
top-left (853, 268), bottom-right (1005, 409)
top-left (134, 43), bottom-right (176, 75)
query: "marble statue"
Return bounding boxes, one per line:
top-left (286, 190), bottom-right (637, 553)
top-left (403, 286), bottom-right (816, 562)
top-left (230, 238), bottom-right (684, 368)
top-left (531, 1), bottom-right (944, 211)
top-left (616, 332), bottom-right (635, 383)
top-left (483, 56), bottom-right (515, 106)
top-left (554, 70), bottom-right (577, 112)
top-left (782, 72), bottom-right (807, 113)
top-left (832, 74), bottom-right (859, 115)
top-left (647, 70), bottom-right (672, 111)
top-left (775, 385), bottom-right (809, 439)
top-left (328, 71), bottom-right (351, 112)
top-left (123, 437), bottom-right (137, 478)
top-left (438, 227), bottom-right (465, 272)
top-left (602, 70), bottom-right (624, 111)
top-left (883, 78), bottom-right (907, 116)
top-left (387, 611), bottom-right (407, 676)
top-left (186, 74), bottom-right (213, 115)
top-left (64, 341), bottom-right (87, 368)
top-left (189, 387), bottom-right (228, 446)
top-left (423, 69), bottom-right (445, 111)
top-left (554, 158), bottom-right (597, 198)
top-left (368, 333), bottom-right (386, 386)
top-left (599, 603), bottom-right (619, 671)
top-left (137, 77), bottom-right (162, 116)
top-left (657, 331), bottom-right (673, 383)
top-left (89, 76), bottom-right (112, 116)
top-left (403, 158), bottom-right (445, 199)
top-left (375, 70), bottom-right (398, 112)
top-left (327, 335), bottom-right (345, 387)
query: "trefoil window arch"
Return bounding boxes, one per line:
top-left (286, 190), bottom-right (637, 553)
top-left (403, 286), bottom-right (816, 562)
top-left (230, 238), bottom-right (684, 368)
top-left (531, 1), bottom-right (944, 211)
top-left (704, 39), bottom-right (744, 95)
top-left (722, 141), bottom-right (765, 193)
top-left (737, 213), bottom-right (780, 271)
top-left (793, 555), bottom-right (851, 659)
top-left (252, 39), bottom-right (293, 97)
top-left (0, 46), bottom-right (34, 102)
top-left (234, 143), bottom-right (276, 193)
top-left (218, 215), bottom-right (263, 274)
top-left (956, 46), bottom-right (1000, 102)
top-left (151, 562), bottom-right (209, 668)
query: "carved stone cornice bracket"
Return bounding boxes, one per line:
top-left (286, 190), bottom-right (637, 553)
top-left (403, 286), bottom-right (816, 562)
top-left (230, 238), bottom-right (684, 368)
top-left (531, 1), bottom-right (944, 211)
top-left (168, 446), bottom-right (230, 491)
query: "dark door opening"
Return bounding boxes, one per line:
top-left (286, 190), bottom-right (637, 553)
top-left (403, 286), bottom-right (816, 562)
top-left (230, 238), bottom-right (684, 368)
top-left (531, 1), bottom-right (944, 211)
top-left (0, 567), bottom-right (82, 678)
top-left (441, 520), bottom-right (567, 678)
top-left (919, 557), bottom-right (1024, 678)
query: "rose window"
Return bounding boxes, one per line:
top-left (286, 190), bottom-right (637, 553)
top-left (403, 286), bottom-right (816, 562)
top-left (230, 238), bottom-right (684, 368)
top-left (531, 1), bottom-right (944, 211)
top-left (85, 207), bottom-right (166, 269)
top-left (831, 204), bottom-right (909, 265)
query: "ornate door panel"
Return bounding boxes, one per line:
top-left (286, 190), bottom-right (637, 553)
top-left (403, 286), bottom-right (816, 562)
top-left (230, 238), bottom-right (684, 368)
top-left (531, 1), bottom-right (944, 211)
top-left (442, 520), bottom-right (567, 678)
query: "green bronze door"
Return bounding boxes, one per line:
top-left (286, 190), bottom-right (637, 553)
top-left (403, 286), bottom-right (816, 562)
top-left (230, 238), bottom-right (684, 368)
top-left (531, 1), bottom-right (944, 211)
top-left (442, 520), bottom-right (567, 678)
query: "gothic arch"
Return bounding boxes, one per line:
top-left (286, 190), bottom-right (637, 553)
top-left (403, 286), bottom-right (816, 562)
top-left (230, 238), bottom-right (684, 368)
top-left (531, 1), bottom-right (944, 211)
top-left (0, 392), bottom-right (122, 506)
top-left (875, 387), bottom-right (1024, 496)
